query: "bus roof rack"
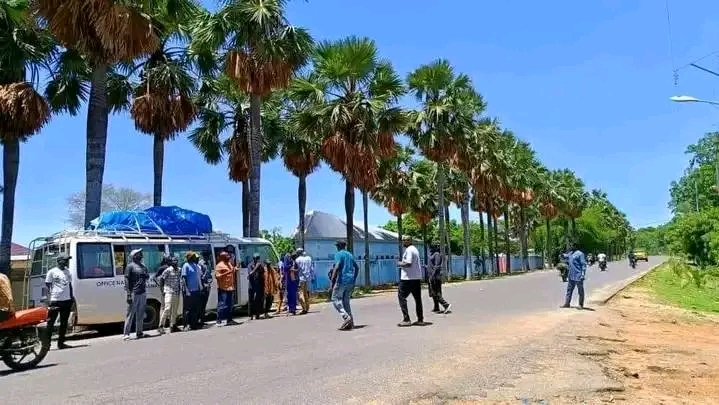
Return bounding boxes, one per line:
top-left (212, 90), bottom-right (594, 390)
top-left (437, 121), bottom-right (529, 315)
top-left (41, 229), bottom-right (243, 243)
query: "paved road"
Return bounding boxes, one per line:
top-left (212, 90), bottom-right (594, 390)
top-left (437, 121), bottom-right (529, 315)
top-left (1, 258), bottom-right (661, 405)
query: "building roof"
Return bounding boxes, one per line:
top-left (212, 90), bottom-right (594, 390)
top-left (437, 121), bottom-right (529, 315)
top-left (11, 243), bottom-right (29, 255)
top-left (293, 210), bottom-right (403, 242)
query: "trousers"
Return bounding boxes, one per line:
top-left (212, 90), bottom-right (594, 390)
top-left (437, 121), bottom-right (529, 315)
top-left (398, 279), bottom-right (423, 322)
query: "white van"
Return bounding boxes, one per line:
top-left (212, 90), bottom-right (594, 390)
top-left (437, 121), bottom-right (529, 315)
top-left (24, 229), bottom-right (279, 331)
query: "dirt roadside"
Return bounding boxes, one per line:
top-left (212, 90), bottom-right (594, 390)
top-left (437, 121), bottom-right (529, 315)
top-left (408, 284), bottom-right (719, 405)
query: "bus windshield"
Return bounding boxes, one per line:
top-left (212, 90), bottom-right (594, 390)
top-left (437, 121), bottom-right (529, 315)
top-left (239, 243), bottom-right (278, 268)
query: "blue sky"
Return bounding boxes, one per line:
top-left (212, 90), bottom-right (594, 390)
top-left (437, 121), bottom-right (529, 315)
top-left (8, 0), bottom-right (719, 246)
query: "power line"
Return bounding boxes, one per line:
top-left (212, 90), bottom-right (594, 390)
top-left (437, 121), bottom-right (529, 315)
top-left (665, 0), bottom-right (679, 85)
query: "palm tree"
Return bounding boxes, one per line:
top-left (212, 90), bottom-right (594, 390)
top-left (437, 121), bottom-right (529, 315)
top-left (372, 145), bottom-right (416, 258)
top-left (537, 169), bottom-right (561, 266)
top-left (191, 0), bottom-right (313, 237)
top-left (130, 1), bottom-right (201, 206)
top-left (556, 168), bottom-right (587, 248)
top-left (279, 87), bottom-right (322, 249)
top-left (0, 0), bottom-right (53, 273)
top-left (37, 0), bottom-right (162, 227)
top-left (406, 59), bottom-right (482, 277)
top-left (190, 74), bottom-right (282, 236)
top-left (292, 37), bottom-right (405, 253)
top-left (409, 158), bottom-right (439, 264)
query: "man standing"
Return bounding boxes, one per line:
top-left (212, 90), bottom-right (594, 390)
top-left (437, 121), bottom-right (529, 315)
top-left (427, 243), bottom-right (452, 314)
top-left (45, 254), bottom-right (74, 349)
top-left (247, 253), bottom-right (265, 320)
top-left (561, 243), bottom-right (587, 309)
top-left (329, 240), bottom-right (358, 330)
top-left (195, 255), bottom-right (212, 328)
top-left (214, 251), bottom-right (236, 327)
top-left (397, 235), bottom-right (425, 327)
top-left (181, 252), bottom-right (203, 330)
top-left (157, 255), bottom-right (181, 333)
top-left (294, 248), bottom-right (314, 314)
top-left (123, 249), bottom-right (149, 340)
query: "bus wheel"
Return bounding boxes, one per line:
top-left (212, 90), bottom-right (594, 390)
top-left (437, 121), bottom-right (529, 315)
top-left (143, 300), bottom-right (160, 331)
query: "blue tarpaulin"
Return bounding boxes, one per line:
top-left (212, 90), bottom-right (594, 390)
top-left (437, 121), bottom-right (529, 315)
top-left (87, 206), bottom-right (213, 236)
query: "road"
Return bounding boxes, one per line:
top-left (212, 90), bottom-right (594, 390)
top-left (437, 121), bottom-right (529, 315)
top-left (1, 258), bottom-right (661, 405)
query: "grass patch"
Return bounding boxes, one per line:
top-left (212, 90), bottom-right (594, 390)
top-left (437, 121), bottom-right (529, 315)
top-left (639, 261), bottom-right (719, 313)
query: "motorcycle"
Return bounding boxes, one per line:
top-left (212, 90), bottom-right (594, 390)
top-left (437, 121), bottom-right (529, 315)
top-left (0, 307), bottom-right (50, 371)
top-left (599, 261), bottom-right (607, 271)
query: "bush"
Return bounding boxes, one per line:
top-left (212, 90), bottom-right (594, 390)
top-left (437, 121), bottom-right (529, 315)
top-left (665, 208), bottom-right (719, 267)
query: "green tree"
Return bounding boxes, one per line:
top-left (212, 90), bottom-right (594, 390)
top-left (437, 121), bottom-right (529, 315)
top-left (0, 0), bottom-right (54, 274)
top-left (192, 0), bottom-right (313, 237)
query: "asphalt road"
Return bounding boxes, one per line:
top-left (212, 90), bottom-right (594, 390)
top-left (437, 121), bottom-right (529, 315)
top-left (1, 258), bottom-right (661, 405)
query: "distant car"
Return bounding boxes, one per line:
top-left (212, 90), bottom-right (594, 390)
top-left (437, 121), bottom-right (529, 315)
top-left (633, 250), bottom-right (649, 262)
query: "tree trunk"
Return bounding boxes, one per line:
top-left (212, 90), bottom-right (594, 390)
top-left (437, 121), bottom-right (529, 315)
top-left (493, 211), bottom-right (500, 274)
top-left (362, 190), bottom-right (370, 287)
top-left (545, 217), bottom-right (552, 268)
top-left (344, 179), bottom-right (355, 252)
top-left (0, 139), bottom-right (19, 274)
top-left (461, 194), bottom-right (471, 280)
top-left (152, 135), bottom-right (164, 207)
top-left (570, 217), bottom-right (577, 243)
top-left (479, 211), bottom-right (486, 275)
top-left (396, 214), bottom-right (403, 260)
top-left (248, 94), bottom-right (263, 237)
top-left (421, 224), bottom-right (429, 265)
top-left (241, 180), bottom-right (250, 237)
top-left (444, 204), bottom-right (452, 278)
top-left (84, 63), bottom-right (110, 228)
top-left (485, 199), bottom-right (495, 274)
top-left (297, 174), bottom-right (307, 249)
top-left (503, 206), bottom-right (510, 273)
top-left (520, 206), bottom-right (529, 271)
top-left (437, 166), bottom-right (447, 277)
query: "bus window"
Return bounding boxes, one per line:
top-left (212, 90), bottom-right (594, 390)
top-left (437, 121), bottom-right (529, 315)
top-left (239, 243), bottom-right (278, 268)
top-left (113, 244), bottom-right (166, 274)
top-left (76, 243), bottom-right (114, 279)
top-left (113, 245), bottom-right (125, 276)
top-left (169, 244), bottom-right (213, 268)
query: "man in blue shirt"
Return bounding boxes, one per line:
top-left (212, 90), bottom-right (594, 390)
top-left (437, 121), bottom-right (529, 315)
top-left (561, 242), bottom-right (587, 309)
top-left (181, 252), bottom-right (203, 330)
top-left (329, 240), bottom-right (359, 330)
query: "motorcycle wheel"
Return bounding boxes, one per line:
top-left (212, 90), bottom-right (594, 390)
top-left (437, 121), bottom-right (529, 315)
top-left (1, 326), bottom-right (50, 372)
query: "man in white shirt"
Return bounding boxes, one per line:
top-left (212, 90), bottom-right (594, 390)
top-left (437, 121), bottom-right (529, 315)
top-left (397, 235), bottom-right (425, 327)
top-left (45, 254), bottom-right (75, 349)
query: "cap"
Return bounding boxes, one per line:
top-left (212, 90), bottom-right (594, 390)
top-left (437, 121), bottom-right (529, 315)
top-left (294, 248), bottom-right (304, 255)
top-left (335, 239), bottom-right (347, 247)
top-left (56, 254), bottom-right (72, 261)
top-left (401, 235), bottom-right (412, 242)
top-left (252, 253), bottom-right (261, 258)
top-left (130, 248), bottom-right (143, 257)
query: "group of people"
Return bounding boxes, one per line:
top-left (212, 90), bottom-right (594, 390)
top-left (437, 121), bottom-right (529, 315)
top-left (325, 236), bottom-right (453, 331)
top-left (247, 248), bottom-right (315, 320)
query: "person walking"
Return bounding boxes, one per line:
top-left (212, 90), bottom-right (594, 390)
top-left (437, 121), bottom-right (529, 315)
top-left (45, 254), bottom-right (75, 349)
top-left (181, 252), bottom-right (203, 330)
top-left (427, 243), bottom-right (452, 314)
top-left (247, 253), bottom-right (265, 320)
top-left (397, 236), bottom-right (425, 327)
top-left (123, 249), bottom-right (149, 340)
top-left (214, 251), bottom-right (236, 327)
top-left (329, 240), bottom-right (358, 330)
top-left (561, 242), bottom-right (587, 309)
top-left (294, 248), bottom-right (314, 314)
top-left (157, 255), bottom-right (181, 334)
